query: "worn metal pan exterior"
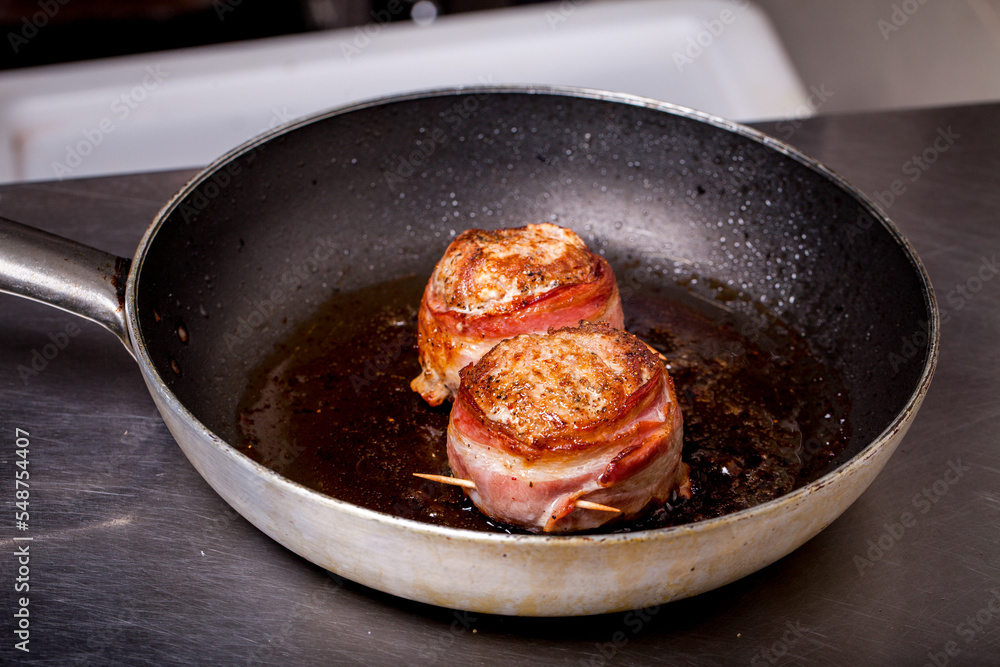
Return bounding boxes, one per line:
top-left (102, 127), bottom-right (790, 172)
top-left (0, 86), bottom-right (938, 616)
top-left (145, 363), bottom-right (925, 615)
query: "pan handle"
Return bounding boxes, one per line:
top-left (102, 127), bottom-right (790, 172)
top-left (0, 216), bottom-right (132, 353)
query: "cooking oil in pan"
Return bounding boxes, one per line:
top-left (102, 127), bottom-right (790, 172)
top-left (236, 274), bottom-right (851, 533)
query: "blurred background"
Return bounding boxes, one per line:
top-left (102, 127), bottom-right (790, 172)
top-left (1, 0), bottom-right (998, 183)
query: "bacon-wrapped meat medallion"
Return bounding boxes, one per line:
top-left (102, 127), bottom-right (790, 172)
top-left (410, 223), bottom-right (624, 406)
top-left (446, 321), bottom-right (689, 533)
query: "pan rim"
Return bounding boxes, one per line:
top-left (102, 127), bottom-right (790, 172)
top-left (126, 84), bottom-right (940, 545)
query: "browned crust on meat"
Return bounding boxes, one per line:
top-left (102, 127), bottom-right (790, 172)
top-left (429, 223), bottom-right (598, 316)
top-left (457, 321), bottom-right (662, 453)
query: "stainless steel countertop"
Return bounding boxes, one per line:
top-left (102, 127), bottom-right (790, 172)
top-left (1, 103), bottom-right (998, 664)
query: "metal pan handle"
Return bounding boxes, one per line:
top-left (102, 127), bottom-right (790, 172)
top-left (0, 216), bottom-right (132, 353)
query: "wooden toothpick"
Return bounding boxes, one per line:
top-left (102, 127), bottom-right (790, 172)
top-left (413, 473), bottom-right (621, 513)
top-left (413, 473), bottom-right (476, 489)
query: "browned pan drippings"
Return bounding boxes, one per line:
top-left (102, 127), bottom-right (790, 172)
top-left (236, 273), bottom-right (851, 534)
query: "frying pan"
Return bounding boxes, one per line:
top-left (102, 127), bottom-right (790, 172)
top-left (0, 86), bottom-right (937, 616)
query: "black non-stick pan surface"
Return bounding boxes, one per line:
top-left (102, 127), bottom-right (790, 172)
top-left (140, 88), bottom-right (930, 461)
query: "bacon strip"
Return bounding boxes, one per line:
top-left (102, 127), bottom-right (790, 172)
top-left (411, 224), bottom-right (624, 406)
top-left (446, 322), bottom-right (688, 533)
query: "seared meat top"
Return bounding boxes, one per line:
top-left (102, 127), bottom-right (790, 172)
top-left (430, 223), bottom-right (598, 316)
top-left (461, 321), bottom-right (659, 442)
